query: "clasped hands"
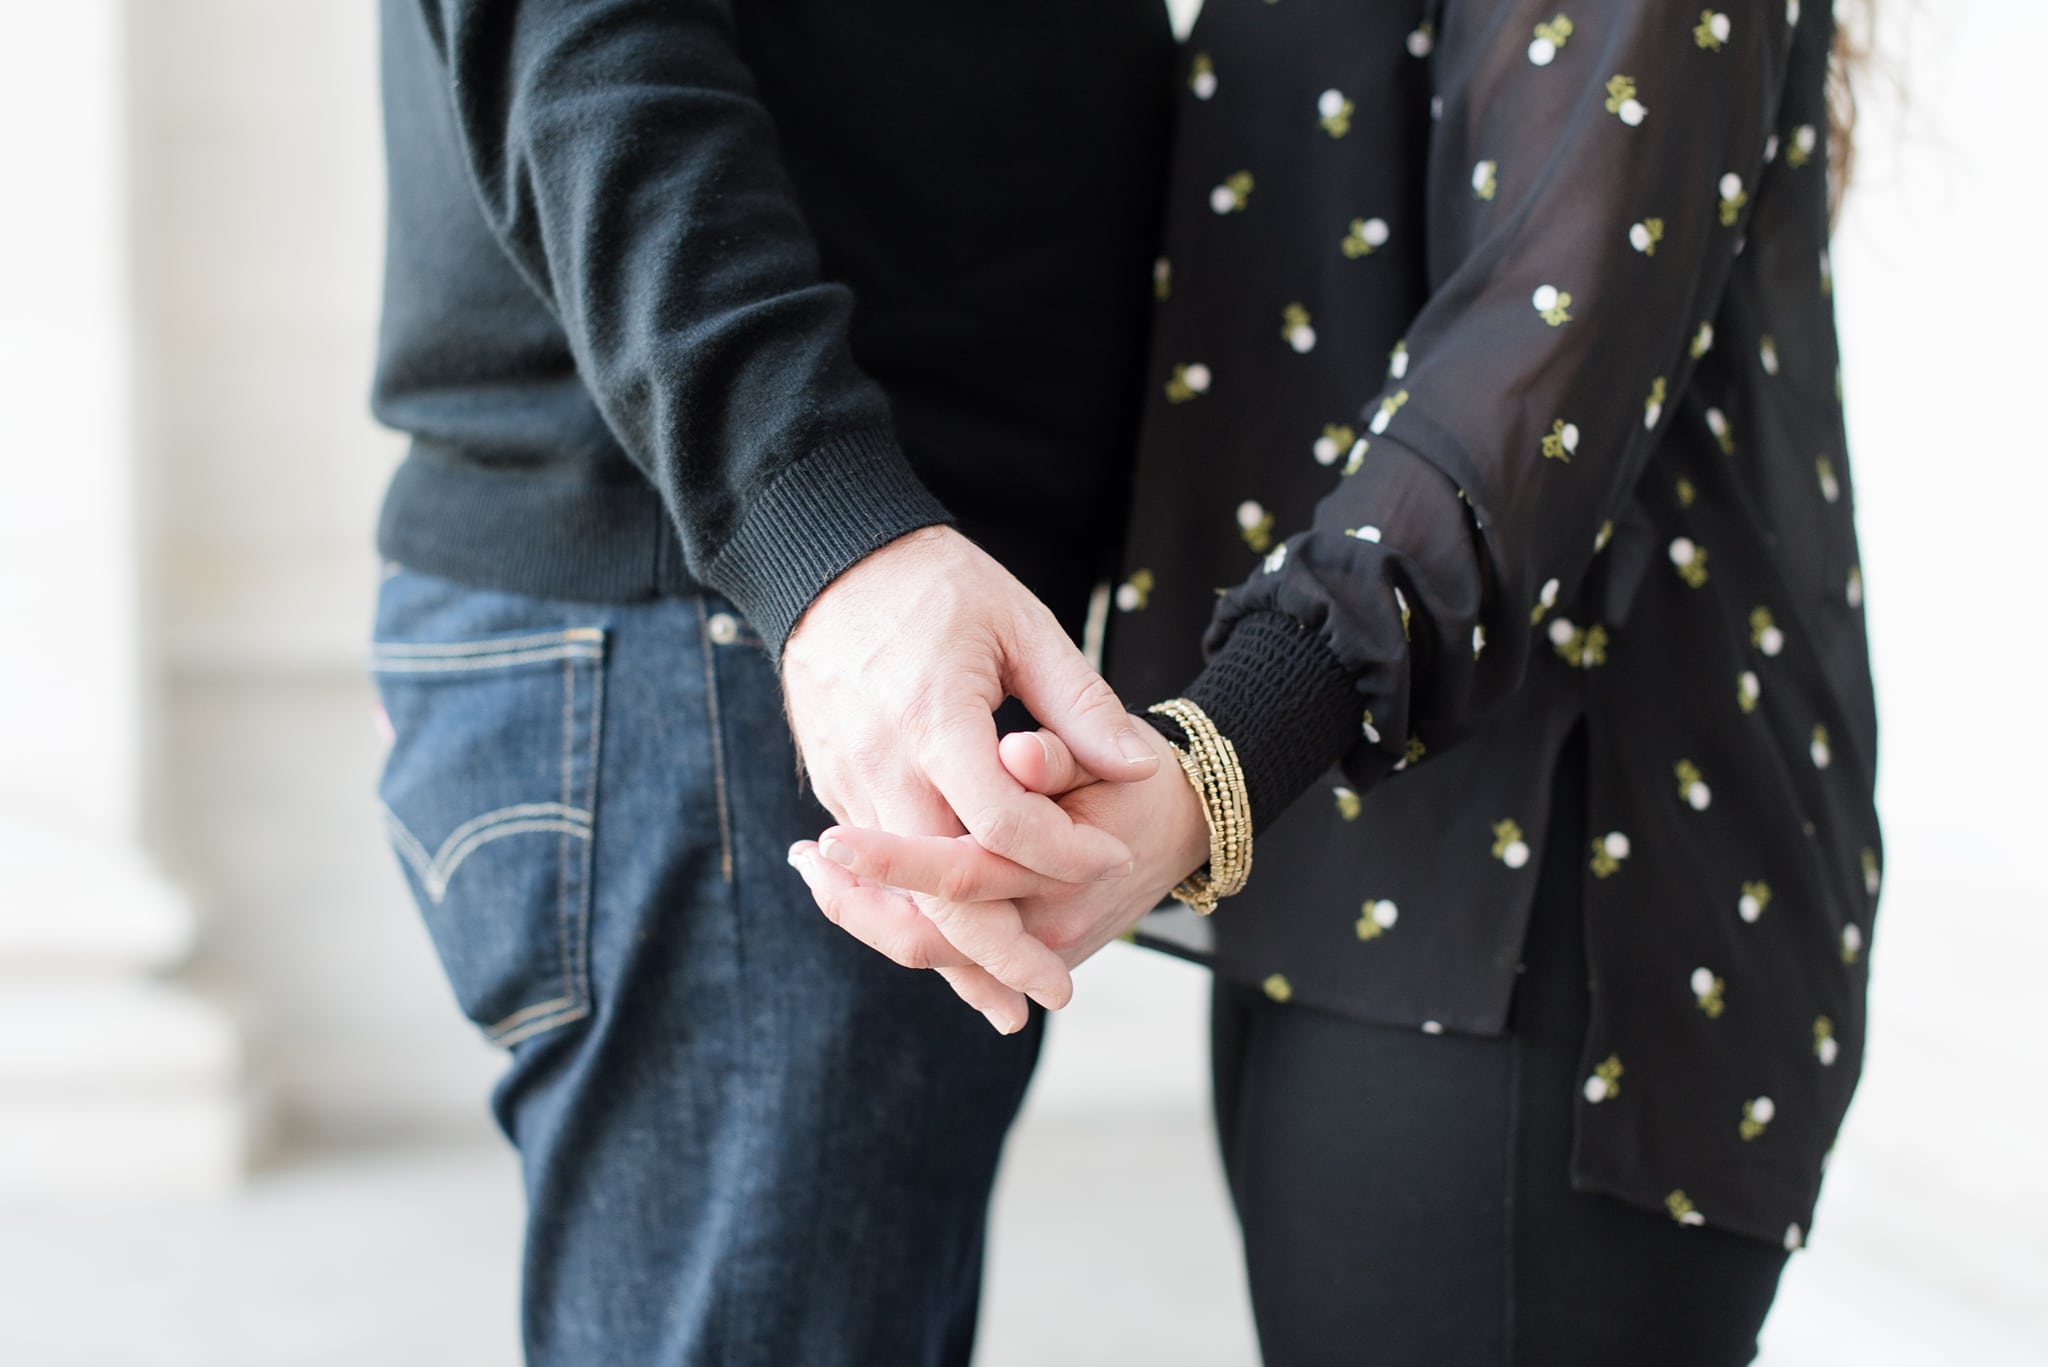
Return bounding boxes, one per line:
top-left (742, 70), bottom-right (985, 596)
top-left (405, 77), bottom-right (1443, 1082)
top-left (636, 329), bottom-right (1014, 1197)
top-left (780, 527), bottom-right (1210, 1033)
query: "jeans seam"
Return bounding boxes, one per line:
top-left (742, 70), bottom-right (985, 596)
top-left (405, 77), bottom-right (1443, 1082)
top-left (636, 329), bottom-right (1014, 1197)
top-left (575, 635), bottom-right (605, 1021)
top-left (694, 598), bottom-right (738, 885)
top-left (558, 648), bottom-right (576, 1012)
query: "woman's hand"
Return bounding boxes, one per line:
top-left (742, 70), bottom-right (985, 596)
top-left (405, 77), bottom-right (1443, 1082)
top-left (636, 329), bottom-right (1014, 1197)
top-left (788, 716), bottom-right (1210, 1030)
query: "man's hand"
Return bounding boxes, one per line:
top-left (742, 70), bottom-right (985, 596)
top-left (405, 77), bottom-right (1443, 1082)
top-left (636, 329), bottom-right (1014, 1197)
top-left (788, 718), bottom-right (1211, 1023)
top-left (779, 526), bottom-right (1161, 1025)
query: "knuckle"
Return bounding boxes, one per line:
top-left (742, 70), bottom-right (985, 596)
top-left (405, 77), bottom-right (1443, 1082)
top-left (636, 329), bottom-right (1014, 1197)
top-left (1064, 672), bottom-right (1123, 721)
top-left (934, 861), bottom-right (983, 906)
top-left (887, 930), bottom-right (935, 972)
top-left (1036, 918), bottom-right (1085, 956)
top-left (967, 802), bottom-right (1024, 857)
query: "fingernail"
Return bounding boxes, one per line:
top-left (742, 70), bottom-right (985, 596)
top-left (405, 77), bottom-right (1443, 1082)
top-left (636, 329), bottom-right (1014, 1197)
top-left (819, 835), bottom-right (855, 867)
top-left (786, 842), bottom-right (809, 870)
top-left (1098, 858), bottom-right (1135, 882)
top-left (1030, 732), bottom-right (1053, 769)
top-left (984, 1009), bottom-right (1020, 1036)
top-left (1115, 728), bottom-right (1154, 765)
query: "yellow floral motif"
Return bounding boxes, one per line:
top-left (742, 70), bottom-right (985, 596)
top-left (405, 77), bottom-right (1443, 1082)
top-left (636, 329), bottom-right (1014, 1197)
top-left (1669, 536), bottom-right (1709, 588)
top-left (1341, 216), bottom-right (1390, 258)
top-left (1388, 339), bottom-right (1410, 379)
top-left (1491, 818), bottom-right (1531, 868)
top-left (1540, 419), bottom-right (1580, 462)
top-left (1342, 437), bottom-right (1370, 476)
top-left (1842, 922), bottom-right (1864, 964)
top-left (1587, 1054), bottom-right (1624, 1102)
top-left (1749, 605), bottom-right (1783, 654)
top-left (1847, 564), bottom-right (1864, 608)
top-left (1473, 159), bottom-right (1499, 200)
top-left (1689, 321), bottom-right (1715, 358)
top-left (1361, 709), bottom-right (1380, 743)
top-left (1675, 759), bottom-right (1711, 810)
top-left (1706, 407), bottom-right (1735, 455)
top-left (1644, 376), bottom-right (1668, 429)
top-left (1404, 734), bottom-right (1427, 766)
top-left (1333, 786), bottom-right (1362, 820)
top-left (1760, 333), bottom-right (1781, 374)
top-left (1164, 362), bottom-right (1211, 403)
top-left (1604, 74), bottom-right (1647, 125)
top-left (1816, 455), bottom-right (1840, 502)
top-left (1666, 1190), bottom-right (1705, 1225)
top-left (1739, 1096), bottom-right (1775, 1141)
top-left (1393, 586), bottom-right (1412, 638)
top-left (1280, 302), bottom-right (1316, 352)
top-left (1212, 170), bottom-right (1255, 214)
top-left (1534, 285), bottom-right (1574, 326)
top-left (1529, 15), bottom-right (1574, 64)
top-left (1861, 847), bottom-right (1881, 897)
top-left (1530, 576), bottom-right (1561, 625)
top-left (1152, 257), bottom-right (1171, 301)
top-left (1262, 973), bottom-right (1294, 1003)
top-left (1189, 53), bottom-right (1217, 100)
top-left (1737, 669), bottom-right (1761, 712)
top-left (1114, 569), bottom-right (1154, 612)
top-left (1589, 831), bottom-right (1630, 879)
top-left (1787, 123), bottom-right (1817, 169)
top-left (1718, 174), bottom-right (1748, 226)
top-left (1318, 89), bottom-right (1355, 138)
top-left (1813, 1015), bottom-right (1839, 1065)
top-left (1630, 217), bottom-right (1665, 255)
top-left (1738, 880), bottom-right (1773, 922)
top-left (1548, 618), bottom-right (1609, 669)
top-left (1695, 10), bottom-right (1731, 49)
top-left (1356, 898), bottom-right (1399, 941)
top-left (1692, 965), bottom-right (1726, 1018)
top-left (1237, 500), bottom-right (1275, 553)
top-left (1314, 423), bottom-right (1357, 467)
top-left (1676, 477), bottom-right (1697, 507)
top-left (1371, 388), bottom-right (1410, 433)
top-left (1811, 723), bottom-right (1832, 769)
top-left (1595, 518), bottom-right (1615, 552)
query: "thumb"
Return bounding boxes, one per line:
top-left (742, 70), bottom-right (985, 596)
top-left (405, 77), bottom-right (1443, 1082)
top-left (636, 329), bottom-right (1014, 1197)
top-left (998, 728), bottom-right (1102, 798)
top-left (1002, 619), bottom-right (1160, 785)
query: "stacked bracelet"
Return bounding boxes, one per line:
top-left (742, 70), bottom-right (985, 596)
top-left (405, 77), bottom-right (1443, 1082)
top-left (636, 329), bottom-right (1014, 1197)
top-left (1146, 697), bottom-right (1253, 916)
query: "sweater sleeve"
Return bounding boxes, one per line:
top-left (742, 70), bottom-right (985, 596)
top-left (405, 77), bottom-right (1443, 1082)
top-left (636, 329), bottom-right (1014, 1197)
top-left (1152, 0), bottom-right (1794, 832)
top-left (411, 0), bottom-right (951, 653)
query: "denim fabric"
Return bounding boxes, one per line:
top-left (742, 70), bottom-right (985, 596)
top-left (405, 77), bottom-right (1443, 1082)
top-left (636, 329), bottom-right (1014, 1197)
top-left (370, 565), bottom-right (1044, 1366)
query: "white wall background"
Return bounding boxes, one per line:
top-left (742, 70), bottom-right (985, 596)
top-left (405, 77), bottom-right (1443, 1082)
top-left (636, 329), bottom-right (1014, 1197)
top-left (1, 1), bottom-right (2041, 1363)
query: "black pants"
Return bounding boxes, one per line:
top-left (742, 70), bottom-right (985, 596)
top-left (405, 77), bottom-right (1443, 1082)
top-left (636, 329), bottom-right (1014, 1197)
top-left (1212, 724), bottom-right (1789, 1367)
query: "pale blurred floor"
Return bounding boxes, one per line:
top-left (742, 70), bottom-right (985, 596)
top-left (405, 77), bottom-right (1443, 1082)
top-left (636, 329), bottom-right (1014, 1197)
top-left (1, 1107), bottom-right (2043, 1367)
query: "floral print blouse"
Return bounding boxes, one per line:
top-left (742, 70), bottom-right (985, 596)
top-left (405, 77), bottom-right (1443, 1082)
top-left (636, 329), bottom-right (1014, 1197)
top-left (1111, 0), bottom-right (1881, 1251)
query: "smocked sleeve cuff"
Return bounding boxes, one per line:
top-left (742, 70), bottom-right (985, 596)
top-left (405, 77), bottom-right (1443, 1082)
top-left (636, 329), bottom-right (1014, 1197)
top-left (1142, 610), bottom-right (1363, 833)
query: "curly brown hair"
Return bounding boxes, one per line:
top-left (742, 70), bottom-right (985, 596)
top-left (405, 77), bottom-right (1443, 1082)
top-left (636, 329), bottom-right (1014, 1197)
top-left (1827, 0), bottom-right (1877, 224)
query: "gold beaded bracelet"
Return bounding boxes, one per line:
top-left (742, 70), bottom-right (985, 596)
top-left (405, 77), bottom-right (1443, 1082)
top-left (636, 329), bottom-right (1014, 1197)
top-left (1146, 697), bottom-right (1253, 915)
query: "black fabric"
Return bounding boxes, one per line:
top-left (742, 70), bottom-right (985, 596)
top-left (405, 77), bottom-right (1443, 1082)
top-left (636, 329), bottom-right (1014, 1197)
top-left (371, 0), bottom-right (1174, 652)
top-left (1112, 0), bottom-right (1879, 1246)
top-left (1212, 724), bottom-right (1790, 1367)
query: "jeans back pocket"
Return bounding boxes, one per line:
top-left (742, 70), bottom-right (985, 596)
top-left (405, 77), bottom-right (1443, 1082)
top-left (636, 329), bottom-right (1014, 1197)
top-left (371, 607), bottom-right (606, 1049)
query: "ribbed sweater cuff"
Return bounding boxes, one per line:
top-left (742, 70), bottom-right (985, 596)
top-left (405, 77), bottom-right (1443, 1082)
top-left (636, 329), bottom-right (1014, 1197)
top-left (703, 429), bottom-right (954, 660)
top-left (1142, 611), bottom-right (1362, 833)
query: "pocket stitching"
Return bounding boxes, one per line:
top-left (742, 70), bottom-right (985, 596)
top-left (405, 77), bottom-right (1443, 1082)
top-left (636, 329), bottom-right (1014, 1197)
top-left (373, 620), bottom-right (607, 1050)
top-left (380, 801), bottom-right (593, 903)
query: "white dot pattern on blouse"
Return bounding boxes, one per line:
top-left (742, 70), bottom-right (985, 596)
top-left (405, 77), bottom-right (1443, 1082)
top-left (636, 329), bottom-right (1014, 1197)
top-left (1108, 0), bottom-right (1881, 1254)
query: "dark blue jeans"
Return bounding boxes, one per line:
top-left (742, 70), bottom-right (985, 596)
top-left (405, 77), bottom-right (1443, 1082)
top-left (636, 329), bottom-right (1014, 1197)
top-left (370, 565), bottom-right (1044, 1366)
